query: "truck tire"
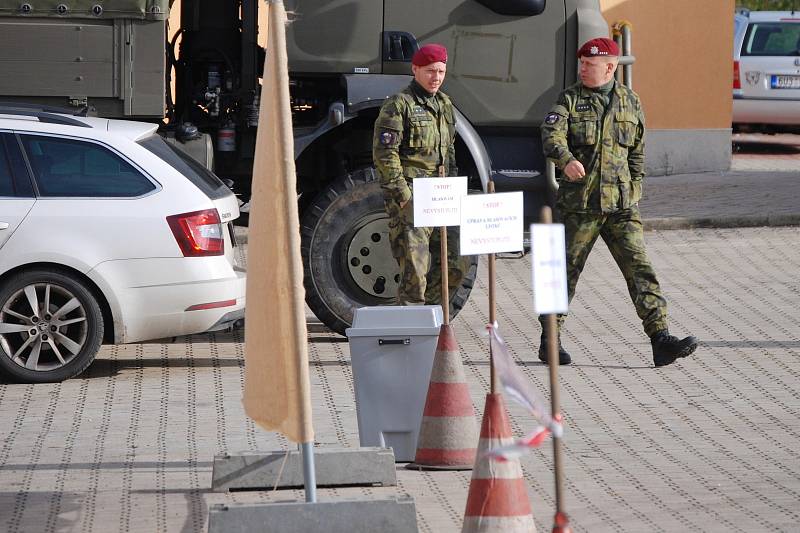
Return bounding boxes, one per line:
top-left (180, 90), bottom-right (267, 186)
top-left (301, 167), bottom-right (478, 335)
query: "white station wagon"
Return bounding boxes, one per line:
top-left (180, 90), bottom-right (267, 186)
top-left (733, 10), bottom-right (800, 132)
top-left (0, 105), bottom-right (245, 383)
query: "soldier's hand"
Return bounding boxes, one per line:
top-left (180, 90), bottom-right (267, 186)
top-left (563, 160), bottom-right (586, 182)
top-left (400, 199), bottom-right (409, 209)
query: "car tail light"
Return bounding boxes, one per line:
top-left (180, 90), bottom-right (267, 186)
top-left (733, 60), bottom-right (741, 89)
top-left (167, 208), bottom-right (224, 256)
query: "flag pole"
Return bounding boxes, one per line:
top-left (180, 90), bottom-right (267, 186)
top-left (301, 442), bottom-right (317, 503)
top-left (246, 0), bottom-right (316, 503)
top-left (267, 0), bottom-right (317, 502)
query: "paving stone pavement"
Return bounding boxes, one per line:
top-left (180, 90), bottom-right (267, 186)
top-left (2, 226), bottom-right (799, 532)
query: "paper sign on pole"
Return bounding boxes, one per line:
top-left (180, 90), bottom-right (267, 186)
top-left (459, 192), bottom-right (524, 255)
top-left (413, 176), bottom-right (468, 227)
top-left (530, 223), bottom-right (569, 315)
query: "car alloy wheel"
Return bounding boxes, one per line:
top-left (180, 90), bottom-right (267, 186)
top-left (0, 270), bottom-right (103, 382)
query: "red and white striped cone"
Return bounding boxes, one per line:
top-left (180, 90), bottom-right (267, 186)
top-left (462, 393), bottom-right (536, 532)
top-left (408, 323), bottom-right (477, 470)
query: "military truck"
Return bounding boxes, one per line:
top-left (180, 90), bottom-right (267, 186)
top-left (0, 0), bottom-right (609, 334)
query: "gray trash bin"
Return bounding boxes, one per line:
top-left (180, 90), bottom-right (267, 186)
top-left (345, 305), bottom-right (443, 462)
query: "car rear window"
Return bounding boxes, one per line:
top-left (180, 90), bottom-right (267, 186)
top-left (742, 22), bottom-right (800, 56)
top-left (138, 135), bottom-right (230, 200)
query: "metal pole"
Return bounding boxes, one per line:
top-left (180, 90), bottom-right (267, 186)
top-left (300, 441), bottom-right (317, 503)
top-left (622, 24), bottom-right (633, 89)
top-left (546, 160), bottom-right (559, 193)
top-left (540, 206), bottom-right (567, 525)
top-left (612, 20), bottom-right (634, 89)
top-left (488, 180), bottom-right (498, 393)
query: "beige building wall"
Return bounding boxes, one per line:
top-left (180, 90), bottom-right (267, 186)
top-left (600, 0), bottom-right (734, 174)
top-left (600, 0), bottom-right (734, 129)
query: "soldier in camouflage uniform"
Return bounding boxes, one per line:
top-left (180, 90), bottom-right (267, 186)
top-left (372, 43), bottom-right (466, 306)
top-left (539, 38), bottom-right (697, 367)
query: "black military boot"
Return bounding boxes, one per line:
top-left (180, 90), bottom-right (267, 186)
top-left (538, 334), bottom-right (572, 365)
top-left (651, 330), bottom-right (698, 367)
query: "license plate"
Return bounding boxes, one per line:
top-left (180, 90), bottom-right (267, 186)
top-left (770, 75), bottom-right (800, 89)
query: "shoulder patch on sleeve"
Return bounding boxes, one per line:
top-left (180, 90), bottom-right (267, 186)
top-left (379, 130), bottom-right (397, 146)
top-left (544, 104), bottom-right (569, 126)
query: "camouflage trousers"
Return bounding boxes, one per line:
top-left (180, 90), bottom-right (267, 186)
top-left (386, 198), bottom-right (468, 305)
top-left (539, 205), bottom-right (668, 337)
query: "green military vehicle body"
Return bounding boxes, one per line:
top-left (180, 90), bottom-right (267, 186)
top-left (0, 1), bottom-right (169, 117)
top-left (0, 0), bottom-right (608, 334)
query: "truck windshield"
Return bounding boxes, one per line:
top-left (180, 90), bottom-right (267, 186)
top-left (137, 135), bottom-right (230, 199)
top-left (742, 22), bottom-right (800, 56)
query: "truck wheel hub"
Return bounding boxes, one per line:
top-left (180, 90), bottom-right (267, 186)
top-left (345, 215), bottom-right (399, 299)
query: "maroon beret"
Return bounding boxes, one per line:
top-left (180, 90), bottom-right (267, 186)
top-left (412, 44), bottom-right (448, 66)
top-left (577, 37), bottom-right (620, 58)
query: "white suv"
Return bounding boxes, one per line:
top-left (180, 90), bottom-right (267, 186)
top-left (733, 10), bottom-right (800, 132)
top-left (0, 105), bottom-right (246, 383)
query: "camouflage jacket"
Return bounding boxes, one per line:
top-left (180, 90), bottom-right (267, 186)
top-left (541, 81), bottom-right (645, 213)
top-left (372, 81), bottom-right (457, 206)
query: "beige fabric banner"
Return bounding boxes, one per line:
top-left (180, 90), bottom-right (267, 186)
top-left (242, 0), bottom-right (314, 444)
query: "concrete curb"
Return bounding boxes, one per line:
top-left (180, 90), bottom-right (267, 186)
top-left (208, 498), bottom-right (419, 533)
top-left (643, 214), bottom-right (800, 231)
top-left (211, 448), bottom-right (397, 491)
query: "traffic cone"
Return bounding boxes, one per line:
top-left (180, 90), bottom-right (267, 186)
top-left (408, 323), bottom-right (477, 470)
top-left (462, 393), bottom-right (536, 532)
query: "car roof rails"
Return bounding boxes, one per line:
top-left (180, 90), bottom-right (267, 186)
top-left (736, 8), bottom-right (750, 16)
top-left (0, 101), bottom-right (89, 116)
top-left (0, 106), bottom-right (92, 128)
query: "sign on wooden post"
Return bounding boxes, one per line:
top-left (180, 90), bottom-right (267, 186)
top-left (459, 192), bottom-right (524, 256)
top-left (412, 176), bottom-right (468, 228)
top-left (530, 223), bottom-right (568, 315)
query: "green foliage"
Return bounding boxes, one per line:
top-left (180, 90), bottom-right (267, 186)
top-left (736, 0), bottom-right (799, 11)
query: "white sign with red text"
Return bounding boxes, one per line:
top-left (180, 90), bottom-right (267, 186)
top-left (530, 223), bottom-right (569, 314)
top-left (459, 192), bottom-right (524, 255)
top-left (413, 176), bottom-right (468, 228)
